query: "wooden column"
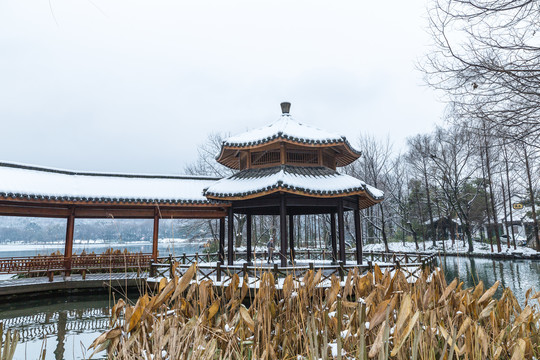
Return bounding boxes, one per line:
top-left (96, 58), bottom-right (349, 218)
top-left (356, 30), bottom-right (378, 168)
top-left (289, 214), bottom-right (295, 262)
top-left (227, 207), bottom-right (234, 265)
top-left (246, 214), bottom-right (252, 265)
top-left (280, 194), bottom-right (288, 267)
top-left (338, 199), bottom-right (346, 265)
top-left (64, 209), bottom-right (75, 275)
top-left (152, 208), bottom-right (159, 261)
top-left (330, 212), bottom-right (337, 264)
top-left (354, 208), bottom-right (362, 265)
top-left (219, 217), bottom-right (225, 263)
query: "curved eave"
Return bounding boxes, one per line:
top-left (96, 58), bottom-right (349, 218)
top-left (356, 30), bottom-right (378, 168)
top-left (216, 138), bottom-right (361, 170)
top-left (205, 186), bottom-right (383, 204)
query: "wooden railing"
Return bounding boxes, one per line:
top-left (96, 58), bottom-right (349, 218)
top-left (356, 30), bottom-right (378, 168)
top-left (0, 253), bottom-right (151, 276)
top-left (150, 252), bottom-right (437, 285)
top-left (0, 249), bottom-right (436, 285)
top-left (154, 250), bottom-right (431, 267)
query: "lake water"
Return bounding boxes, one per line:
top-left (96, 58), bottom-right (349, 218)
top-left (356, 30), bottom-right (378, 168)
top-left (2, 254), bottom-right (539, 359)
top-left (0, 241), bottom-right (204, 258)
top-left (0, 293), bottom-right (121, 360)
top-left (441, 255), bottom-right (540, 304)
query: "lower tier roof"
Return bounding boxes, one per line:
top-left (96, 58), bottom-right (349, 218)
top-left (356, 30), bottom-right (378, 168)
top-left (204, 165), bottom-right (384, 206)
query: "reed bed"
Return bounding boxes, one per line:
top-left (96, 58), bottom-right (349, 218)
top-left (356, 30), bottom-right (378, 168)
top-left (91, 263), bottom-right (540, 359)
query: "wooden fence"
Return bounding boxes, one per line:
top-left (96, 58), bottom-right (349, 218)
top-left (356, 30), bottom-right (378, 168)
top-left (150, 252), bottom-right (437, 286)
top-left (0, 253), bottom-right (151, 277)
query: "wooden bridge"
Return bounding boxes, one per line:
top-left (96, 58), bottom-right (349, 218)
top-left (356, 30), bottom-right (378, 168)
top-left (0, 250), bottom-right (436, 296)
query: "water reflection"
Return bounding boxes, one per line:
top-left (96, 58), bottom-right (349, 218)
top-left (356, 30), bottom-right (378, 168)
top-left (442, 256), bottom-right (540, 304)
top-left (0, 293), bottom-right (128, 360)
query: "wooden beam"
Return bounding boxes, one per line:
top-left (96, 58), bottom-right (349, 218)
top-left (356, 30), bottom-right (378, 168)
top-left (354, 208), bottom-right (362, 265)
top-left (219, 217), bottom-right (225, 263)
top-left (227, 207), bottom-right (234, 265)
top-left (330, 212), bottom-right (337, 264)
top-left (0, 205), bottom-right (70, 218)
top-left (279, 194), bottom-right (288, 267)
top-left (0, 196), bottom-right (230, 209)
top-left (75, 208), bottom-right (226, 219)
top-left (152, 208), bottom-right (160, 261)
top-left (246, 214), bottom-right (252, 265)
top-left (338, 199), bottom-right (346, 265)
top-left (0, 203), bottom-right (227, 219)
top-left (64, 208), bottom-right (75, 275)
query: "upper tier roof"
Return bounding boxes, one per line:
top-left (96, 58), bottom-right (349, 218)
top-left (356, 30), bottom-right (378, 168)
top-left (216, 103), bottom-right (362, 169)
top-left (222, 114), bottom-right (361, 152)
top-left (0, 161), bottom-right (219, 205)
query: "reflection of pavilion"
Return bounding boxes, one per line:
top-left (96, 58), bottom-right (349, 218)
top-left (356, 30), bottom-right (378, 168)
top-left (0, 103), bottom-right (383, 271)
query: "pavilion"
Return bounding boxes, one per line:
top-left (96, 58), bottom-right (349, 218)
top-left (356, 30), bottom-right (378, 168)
top-left (0, 102), bottom-right (383, 270)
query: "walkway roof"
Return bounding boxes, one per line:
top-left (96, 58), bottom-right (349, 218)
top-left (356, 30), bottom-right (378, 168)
top-left (0, 161), bottom-right (219, 206)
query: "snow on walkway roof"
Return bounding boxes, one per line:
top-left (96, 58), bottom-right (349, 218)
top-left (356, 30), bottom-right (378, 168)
top-left (204, 165), bottom-right (384, 202)
top-left (0, 161), bottom-right (220, 205)
top-left (222, 114), bottom-right (361, 153)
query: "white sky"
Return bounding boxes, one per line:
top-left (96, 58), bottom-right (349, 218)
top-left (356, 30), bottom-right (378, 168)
top-left (0, 0), bottom-right (445, 174)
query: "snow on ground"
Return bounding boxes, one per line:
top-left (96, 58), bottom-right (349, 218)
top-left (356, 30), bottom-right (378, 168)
top-left (363, 240), bottom-right (539, 256)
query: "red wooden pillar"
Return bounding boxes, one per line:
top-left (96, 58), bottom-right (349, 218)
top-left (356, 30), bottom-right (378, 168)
top-left (338, 199), bottom-right (346, 265)
top-left (279, 194), bottom-right (288, 267)
top-left (152, 208), bottom-right (159, 261)
top-left (354, 208), bottom-right (362, 265)
top-left (64, 209), bottom-right (75, 275)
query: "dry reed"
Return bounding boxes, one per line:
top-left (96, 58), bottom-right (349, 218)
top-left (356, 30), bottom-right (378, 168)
top-left (90, 263), bottom-right (540, 359)
top-left (0, 322), bottom-right (19, 360)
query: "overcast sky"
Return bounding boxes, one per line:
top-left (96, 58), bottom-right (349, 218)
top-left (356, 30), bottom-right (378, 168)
top-left (0, 0), bottom-right (445, 174)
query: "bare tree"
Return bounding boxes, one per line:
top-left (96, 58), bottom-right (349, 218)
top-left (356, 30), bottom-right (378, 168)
top-left (348, 135), bottom-right (394, 252)
top-left (423, 0), bottom-right (540, 144)
top-left (406, 134), bottom-right (438, 246)
top-left (429, 125), bottom-right (480, 252)
top-left (184, 132), bottom-right (233, 177)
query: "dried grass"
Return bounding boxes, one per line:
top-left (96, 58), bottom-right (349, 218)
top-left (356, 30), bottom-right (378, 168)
top-left (91, 263), bottom-right (540, 359)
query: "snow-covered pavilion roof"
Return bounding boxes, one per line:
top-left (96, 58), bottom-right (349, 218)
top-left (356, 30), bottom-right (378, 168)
top-left (204, 165), bottom-right (383, 207)
top-left (0, 161), bottom-right (220, 205)
top-left (222, 114), bottom-right (361, 153)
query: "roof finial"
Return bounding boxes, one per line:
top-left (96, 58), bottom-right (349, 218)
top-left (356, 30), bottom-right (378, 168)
top-left (280, 102), bottom-right (291, 114)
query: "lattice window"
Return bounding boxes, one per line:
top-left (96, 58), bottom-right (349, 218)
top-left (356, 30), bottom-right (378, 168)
top-left (251, 150), bottom-right (281, 166)
top-left (286, 150), bottom-right (318, 164)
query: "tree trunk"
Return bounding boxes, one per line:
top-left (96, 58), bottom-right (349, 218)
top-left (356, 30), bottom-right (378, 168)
top-left (379, 204), bottom-right (390, 252)
top-left (500, 176), bottom-right (511, 249)
top-left (523, 145), bottom-right (540, 249)
top-left (503, 143), bottom-right (517, 249)
top-left (423, 163), bottom-right (437, 247)
top-left (480, 148), bottom-right (494, 253)
top-left (483, 127), bottom-right (501, 252)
